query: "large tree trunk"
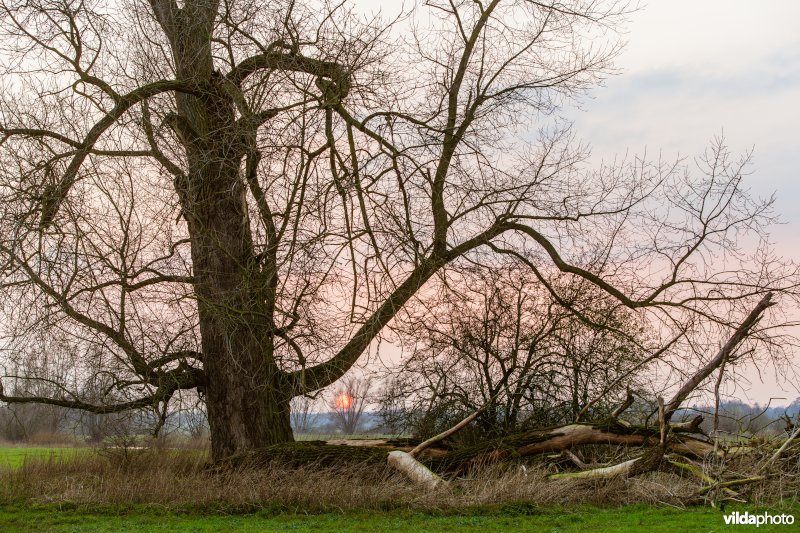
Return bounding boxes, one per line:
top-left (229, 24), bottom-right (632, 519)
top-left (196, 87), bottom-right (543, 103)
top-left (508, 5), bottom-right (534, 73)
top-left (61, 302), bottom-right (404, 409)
top-left (186, 139), bottom-right (296, 460)
top-left (203, 362), bottom-right (294, 461)
top-left (158, 7), bottom-right (296, 461)
top-left (195, 245), bottom-right (294, 460)
top-left (180, 87), bottom-right (295, 460)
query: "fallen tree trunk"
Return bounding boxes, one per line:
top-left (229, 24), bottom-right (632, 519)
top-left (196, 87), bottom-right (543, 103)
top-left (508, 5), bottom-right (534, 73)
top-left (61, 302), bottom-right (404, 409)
top-left (423, 420), bottom-right (713, 475)
top-left (387, 387), bottom-right (499, 488)
top-left (663, 293), bottom-right (774, 421)
top-left (213, 419), bottom-right (711, 476)
top-left (541, 293), bottom-right (775, 484)
top-left (217, 441), bottom-right (393, 470)
top-left (759, 422), bottom-right (800, 473)
top-left (549, 458), bottom-right (640, 480)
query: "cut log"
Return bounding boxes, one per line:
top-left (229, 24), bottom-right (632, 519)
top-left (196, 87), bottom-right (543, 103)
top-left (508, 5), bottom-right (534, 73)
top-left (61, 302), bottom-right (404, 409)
top-left (387, 451), bottom-right (445, 490)
top-left (549, 458), bottom-right (640, 480)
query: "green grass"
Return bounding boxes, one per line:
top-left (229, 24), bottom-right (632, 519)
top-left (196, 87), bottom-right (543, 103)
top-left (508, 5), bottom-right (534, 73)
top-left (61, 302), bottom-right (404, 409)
top-left (1, 446), bottom-right (796, 531)
top-left (0, 447), bottom-right (86, 469)
top-left (0, 504), bottom-right (797, 532)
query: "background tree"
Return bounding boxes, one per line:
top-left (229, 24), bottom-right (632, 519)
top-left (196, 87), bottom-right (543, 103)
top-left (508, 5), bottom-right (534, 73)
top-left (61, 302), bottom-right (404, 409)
top-left (375, 376), bottom-right (411, 436)
top-left (384, 264), bottom-right (653, 438)
top-left (0, 0), bottom-right (797, 462)
top-left (290, 394), bottom-right (320, 434)
top-left (329, 375), bottom-right (372, 435)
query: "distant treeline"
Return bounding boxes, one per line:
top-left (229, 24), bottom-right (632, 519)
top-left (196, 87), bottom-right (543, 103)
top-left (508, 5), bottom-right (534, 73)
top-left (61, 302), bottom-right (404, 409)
top-left (1, 396), bottom-right (797, 445)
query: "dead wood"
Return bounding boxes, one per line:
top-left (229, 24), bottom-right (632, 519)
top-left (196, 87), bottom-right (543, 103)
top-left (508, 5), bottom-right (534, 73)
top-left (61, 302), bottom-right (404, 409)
top-left (217, 441), bottom-right (393, 470)
top-left (423, 421), bottom-right (714, 475)
top-left (387, 451), bottom-right (445, 490)
top-left (541, 293), bottom-right (775, 484)
top-left (759, 423), bottom-right (800, 473)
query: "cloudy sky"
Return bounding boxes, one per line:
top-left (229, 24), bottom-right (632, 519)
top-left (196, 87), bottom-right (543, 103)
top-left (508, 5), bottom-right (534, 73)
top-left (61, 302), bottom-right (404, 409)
top-left (569, 0), bottom-right (800, 253)
top-left (352, 0), bottom-right (800, 260)
top-left (352, 1), bottom-right (800, 404)
top-left (568, 1), bottom-right (800, 404)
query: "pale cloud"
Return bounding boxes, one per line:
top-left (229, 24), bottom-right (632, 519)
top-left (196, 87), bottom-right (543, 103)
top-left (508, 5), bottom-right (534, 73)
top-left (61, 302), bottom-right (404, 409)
top-left (621, 0), bottom-right (800, 73)
top-left (567, 1), bottom-right (800, 253)
top-left (571, 2), bottom-right (800, 403)
top-left (566, 2), bottom-right (800, 403)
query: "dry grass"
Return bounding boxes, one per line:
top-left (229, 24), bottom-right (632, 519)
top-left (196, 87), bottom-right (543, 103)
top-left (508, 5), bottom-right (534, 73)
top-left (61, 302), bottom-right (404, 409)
top-left (0, 442), bottom-right (796, 513)
top-left (0, 450), bottom-right (706, 512)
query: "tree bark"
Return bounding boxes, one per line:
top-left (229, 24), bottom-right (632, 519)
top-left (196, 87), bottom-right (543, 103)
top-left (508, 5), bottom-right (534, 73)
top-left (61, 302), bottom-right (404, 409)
top-left (152, 1), bottom-right (296, 460)
top-left (181, 83), bottom-right (297, 459)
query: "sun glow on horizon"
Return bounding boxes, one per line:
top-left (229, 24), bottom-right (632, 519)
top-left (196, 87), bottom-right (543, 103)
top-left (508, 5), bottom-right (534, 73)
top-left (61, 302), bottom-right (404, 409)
top-left (334, 392), bottom-right (353, 410)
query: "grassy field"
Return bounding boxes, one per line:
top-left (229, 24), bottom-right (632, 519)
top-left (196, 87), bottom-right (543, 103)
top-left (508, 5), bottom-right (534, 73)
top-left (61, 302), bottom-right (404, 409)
top-left (2, 504), bottom-right (797, 532)
top-left (0, 446), bottom-right (86, 469)
top-left (0, 445), bottom-right (797, 531)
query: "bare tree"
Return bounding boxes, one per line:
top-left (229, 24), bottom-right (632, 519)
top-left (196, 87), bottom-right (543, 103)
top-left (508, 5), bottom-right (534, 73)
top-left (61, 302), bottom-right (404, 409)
top-left (387, 265), bottom-right (654, 437)
top-left (0, 0), bottom-right (796, 461)
top-left (290, 394), bottom-right (320, 434)
top-left (329, 375), bottom-right (372, 435)
top-left (375, 376), bottom-right (412, 435)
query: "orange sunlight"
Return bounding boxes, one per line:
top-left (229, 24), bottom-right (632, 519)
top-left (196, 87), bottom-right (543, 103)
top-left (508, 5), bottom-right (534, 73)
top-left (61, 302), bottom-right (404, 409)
top-left (334, 392), bottom-right (353, 410)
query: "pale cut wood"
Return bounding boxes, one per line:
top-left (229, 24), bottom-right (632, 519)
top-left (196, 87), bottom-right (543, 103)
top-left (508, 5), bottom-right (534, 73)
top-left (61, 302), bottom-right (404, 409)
top-left (549, 458), bottom-right (640, 480)
top-left (387, 451), bottom-right (445, 490)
